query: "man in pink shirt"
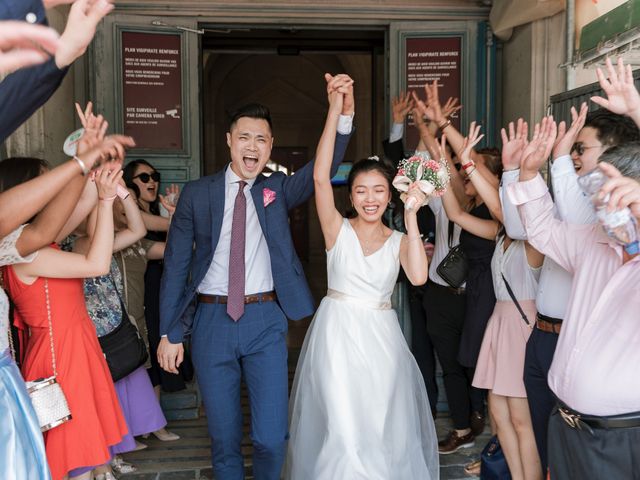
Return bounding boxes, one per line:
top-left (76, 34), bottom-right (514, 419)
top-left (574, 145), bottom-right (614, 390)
top-left (508, 119), bottom-right (640, 479)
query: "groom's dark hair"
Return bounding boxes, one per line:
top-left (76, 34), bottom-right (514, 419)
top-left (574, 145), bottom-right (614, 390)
top-left (229, 103), bottom-right (273, 133)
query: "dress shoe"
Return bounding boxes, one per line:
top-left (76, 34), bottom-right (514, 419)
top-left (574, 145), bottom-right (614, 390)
top-left (147, 428), bottom-right (180, 441)
top-left (470, 410), bottom-right (486, 436)
top-left (438, 430), bottom-right (475, 454)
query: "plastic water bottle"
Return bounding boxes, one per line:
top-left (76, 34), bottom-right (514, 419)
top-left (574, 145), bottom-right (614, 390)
top-left (578, 167), bottom-right (639, 255)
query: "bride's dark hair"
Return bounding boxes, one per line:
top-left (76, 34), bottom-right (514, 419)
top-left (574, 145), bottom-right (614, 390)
top-left (347, 158), bottom-right (395, 192)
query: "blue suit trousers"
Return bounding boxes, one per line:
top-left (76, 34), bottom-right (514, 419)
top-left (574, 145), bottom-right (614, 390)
top-left (191, 300), bottom-right (289, 480)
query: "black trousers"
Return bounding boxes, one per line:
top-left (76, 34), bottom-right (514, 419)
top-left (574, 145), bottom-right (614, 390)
top-left (424, 281), bottom-right (471, 430)
top-left (523, 327), bottom-right (559, 475)
top-left (548, 407), bottom-right (640, 479)
top-left (409, 286), bottom-right (438, 415)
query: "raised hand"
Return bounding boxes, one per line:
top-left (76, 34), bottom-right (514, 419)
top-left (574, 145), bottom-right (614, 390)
top-left (159, 184), bottom-right (181, 215)
top-left (460, 121), bottom-right (485, 166)
top-left (55, 0), bottom-right (114, 68)
top-left (392, 91), bottom-right (414, 124)
top-left (598, 162), bottom-right (640, 218)
top-left (79, 134), bottom-right (135, 171)
top-left (442, 97), bottom-right (462, 120)
top-left (324, 73), bottom-right (354, 116)
top-left (76, 101), bottom-right (109, 155)
top-left (592, 57), bottom-right (640, 124)
top-left (500, 118), bottom-right (528, 170)
top-left (0, 21), bottom-right (60, 73)
top-left (553, 102), bottom-right (588, 158)
top-left (521, 116), bottom-right (557, 179)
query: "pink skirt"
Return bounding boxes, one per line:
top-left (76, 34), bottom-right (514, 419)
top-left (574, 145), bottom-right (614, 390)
top-left (472, 300), bottom-right (536, 397)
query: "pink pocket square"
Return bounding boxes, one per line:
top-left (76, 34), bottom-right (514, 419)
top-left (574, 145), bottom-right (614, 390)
top-left (263, 188), bottom-right (276, 207)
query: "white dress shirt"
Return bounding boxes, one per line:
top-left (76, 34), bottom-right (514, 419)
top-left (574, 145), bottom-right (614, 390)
top-left (389, 122), bottom-right (404, 144)
top-left (508, 175), bottom-right (640, 416)
top-left (499, 159), bottom-right (596, 318)
top-left (198, 114), bottom-right (354, 296)
top-left (428, 196), bottom-right (463, 287)
top-left (198, 168), bottom-right (274, 296)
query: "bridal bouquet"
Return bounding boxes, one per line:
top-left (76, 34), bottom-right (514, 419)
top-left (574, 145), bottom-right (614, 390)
top-left (392, 151), bottom-right (450, 210)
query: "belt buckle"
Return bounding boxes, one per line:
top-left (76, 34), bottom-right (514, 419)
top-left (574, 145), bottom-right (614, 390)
top-left (559, 407), bottom-right (581, 430)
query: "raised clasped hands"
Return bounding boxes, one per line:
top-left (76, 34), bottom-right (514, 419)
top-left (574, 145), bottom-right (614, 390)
top-left (325, 73), bottom-right (354, 116)
top-left (500, 118), bottom-right (528, 171)
top-left (520, 116), bottom-right (558, 180)
top-left (592, 57), bottom-right (640, 124)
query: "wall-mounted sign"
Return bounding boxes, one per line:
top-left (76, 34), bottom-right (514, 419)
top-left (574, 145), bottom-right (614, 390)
top-left (405, 36), bottom-right (462, 151)
top-left (122, 31), bottom-right (182, 150)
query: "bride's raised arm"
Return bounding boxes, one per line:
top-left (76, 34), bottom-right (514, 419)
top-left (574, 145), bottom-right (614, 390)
top-left (314, 75), bottom-right (353, 250)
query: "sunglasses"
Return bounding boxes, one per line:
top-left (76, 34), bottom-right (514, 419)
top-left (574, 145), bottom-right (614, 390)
top-left (570, 142), bottom-right (602, 156)
top-left (133, 171), bottom-right (160, 183)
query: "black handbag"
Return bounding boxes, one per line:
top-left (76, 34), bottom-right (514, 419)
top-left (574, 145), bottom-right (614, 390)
top-left (436, 221), bottom-right (468, 288)
top-left (97, 275), bottom-right (148, 382)
top-left (480, 435), bottom-right (511, 479)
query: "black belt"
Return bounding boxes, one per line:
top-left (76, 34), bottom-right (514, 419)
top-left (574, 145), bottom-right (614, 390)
top-left (427, 280), bottom-right (466, 296)
top-left (536, 313), bottom-right (563, 334)
top-left (556, 402), bottom-right (640, 433)
top-left (537, 313), bottom-right (563, 324)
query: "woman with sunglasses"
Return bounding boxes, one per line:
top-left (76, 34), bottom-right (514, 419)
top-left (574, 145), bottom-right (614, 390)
top-left (123, 161), bottom-right (192, 404)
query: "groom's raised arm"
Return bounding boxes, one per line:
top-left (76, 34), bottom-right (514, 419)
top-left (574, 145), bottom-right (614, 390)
top-left (160, 181), bottom-right (196, 344)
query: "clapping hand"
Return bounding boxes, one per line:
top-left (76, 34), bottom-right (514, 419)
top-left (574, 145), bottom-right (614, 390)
top-left (0, 21), bottom-right (60, 74)
top-left (94, 165), bottom-right (123, 201)
top-left (598, 162), bottom-right (640, 218)
top-left (520, 116), bottom-right (557, 180)
top-left (75, 101), bottom-right (108, 156)
top-left (591, 57), bottom-right (640, 123)
top-left (553, 102), bottom-right (587, 159)
top-left (392, 91), bottom-right (414, 124)
top-left (55, 0), bottom-right (114, 68)
top-left (325, 73), bottom-right (354, 116)
top-left (501, 118), bottom-right (528, 171)
top-left (159, 184), bottom-right (181, 216)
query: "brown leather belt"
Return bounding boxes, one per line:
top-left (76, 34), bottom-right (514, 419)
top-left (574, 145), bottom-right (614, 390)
top-left (536, 313), bottom-right (562, 334)
top-left (197, 291), bottom-right (277, 305)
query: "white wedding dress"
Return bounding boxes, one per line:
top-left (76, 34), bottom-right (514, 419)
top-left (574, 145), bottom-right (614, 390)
top-left (284, 219), bottom-right (439, 480)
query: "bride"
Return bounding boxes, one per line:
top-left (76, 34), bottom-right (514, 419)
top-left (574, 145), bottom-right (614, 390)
top-left (284, 79), bottom-right (439, 479)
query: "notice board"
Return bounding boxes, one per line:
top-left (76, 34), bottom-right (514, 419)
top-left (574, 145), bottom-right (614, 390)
top-left (122, 31), bottom-right (183, 150)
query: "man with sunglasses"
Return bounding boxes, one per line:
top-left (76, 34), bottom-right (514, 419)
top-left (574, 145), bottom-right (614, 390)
top-left (157, 74), bottom-right (354, 480)
top-left (500, 102), bottom-right (640, 474)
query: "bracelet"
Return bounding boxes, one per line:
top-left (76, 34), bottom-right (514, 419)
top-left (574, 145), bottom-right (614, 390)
top-left (99, 194), bottom-right (117, 202)
top-left (437, 119), bottom-right (452, 131)
top-left (73, 155), bottom-right (89, 176)
top-left (466, 167), bottom-right (477, 176)
top-left (461, 161), bottom-right (475, 171)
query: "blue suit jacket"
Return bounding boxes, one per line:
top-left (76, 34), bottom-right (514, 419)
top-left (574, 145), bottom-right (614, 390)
top-left (160, 131), bottom-right (352, 343)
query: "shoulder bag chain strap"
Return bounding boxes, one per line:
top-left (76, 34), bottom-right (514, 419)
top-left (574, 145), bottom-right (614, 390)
top-left (44, 279), bottom-right (58, 377)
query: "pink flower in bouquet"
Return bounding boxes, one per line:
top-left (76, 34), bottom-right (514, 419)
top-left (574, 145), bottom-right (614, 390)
top-left (425, 159), bottom-right (441, 172)
top-left (263, 188), bottom-right (276, 207)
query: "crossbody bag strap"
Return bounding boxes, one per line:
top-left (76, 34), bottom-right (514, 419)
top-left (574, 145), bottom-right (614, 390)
top-left (447, 220), bottom-right (454, 249)
top-left (43, 279), bottom-right (59, 376)
top-left (119, 251), bottom-right (129, 312)
top-left (500, 272), bottom-right (531, 327)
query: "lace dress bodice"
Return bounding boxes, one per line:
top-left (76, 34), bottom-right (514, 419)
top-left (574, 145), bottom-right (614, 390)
top-left (0, 225), bottom-right (36, 353)
top-left (326, 219), bottom-right (404, 306)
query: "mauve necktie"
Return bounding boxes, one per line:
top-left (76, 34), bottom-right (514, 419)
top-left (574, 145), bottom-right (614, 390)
top-left (227, 180), bottom-right (247, 321)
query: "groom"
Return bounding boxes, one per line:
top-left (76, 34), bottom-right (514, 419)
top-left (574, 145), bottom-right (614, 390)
top-left (157, 74), bottom-right (354, 480)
